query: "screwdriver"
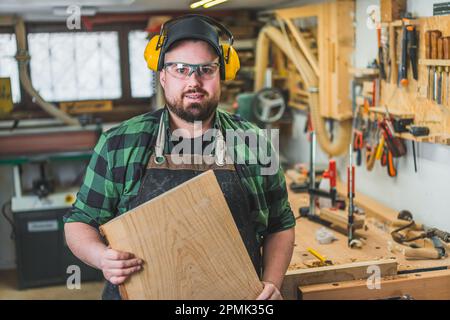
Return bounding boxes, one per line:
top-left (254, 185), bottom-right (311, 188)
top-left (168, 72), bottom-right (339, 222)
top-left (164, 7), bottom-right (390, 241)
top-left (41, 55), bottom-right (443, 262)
top-left (443, 37), bottom-right (450, 106)
top-left (425, 30), bottom-right (432, 99)
top-left (437, 37), bottom-right (444, 105)
top-left (431, 31), bottom-right (442, 101)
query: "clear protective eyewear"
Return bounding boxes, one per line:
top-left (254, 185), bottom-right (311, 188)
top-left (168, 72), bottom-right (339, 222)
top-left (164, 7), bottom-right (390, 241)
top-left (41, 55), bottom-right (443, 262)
top-left (163, 62), bottom-right (220, 80)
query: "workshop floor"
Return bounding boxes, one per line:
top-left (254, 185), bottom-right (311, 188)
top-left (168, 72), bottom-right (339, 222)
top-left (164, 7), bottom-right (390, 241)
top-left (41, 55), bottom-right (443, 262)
top-left (0, 270), bottom-right (104, 300)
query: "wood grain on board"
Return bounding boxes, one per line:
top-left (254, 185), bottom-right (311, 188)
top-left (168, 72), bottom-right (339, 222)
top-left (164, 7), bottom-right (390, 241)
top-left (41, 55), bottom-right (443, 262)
top-left (100, 170), bottom-right (262, 300)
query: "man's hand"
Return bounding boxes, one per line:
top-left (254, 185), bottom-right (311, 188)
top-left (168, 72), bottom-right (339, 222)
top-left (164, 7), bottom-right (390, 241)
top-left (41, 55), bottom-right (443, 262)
top-left (256, 281), bottom-right (283, 300)
top-left (99, 247), bottom-right (143, 285)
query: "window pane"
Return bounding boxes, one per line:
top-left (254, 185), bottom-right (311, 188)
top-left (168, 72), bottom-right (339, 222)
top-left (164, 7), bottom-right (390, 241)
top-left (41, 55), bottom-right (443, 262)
top-left (28, 32), bottom-right (121, 102)
top-left (0, 34), bottom-right (21, 103)
top-left (128, 30), bottom-right (155, 98)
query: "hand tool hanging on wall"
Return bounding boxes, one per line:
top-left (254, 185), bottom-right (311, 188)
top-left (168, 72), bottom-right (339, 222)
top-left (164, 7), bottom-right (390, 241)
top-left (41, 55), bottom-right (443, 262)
top-left (399, 22), bottom-right (409, 86)
top-left (425, 30), bottom-right (433, 99)
top-left (365, 121), bottom-right (378, 171)
top-left (347, 144), bottom-right (355, 246)
top-left (431, 30), bottom-right (442, 101)
top-left (386, 148), bottom-right (397, 177)
top-left (377, 25), bottom-right (387, 80)
top-left (392, 118), bottom-right (430, 173)
top-left (353, 130), bottom-right (363, 166)
top-left (437, 37), bottom-right (444, 105)
top-left (407, 24), bottom-right (418, 81)
top-left (443, 37), bottom-right (450, 106)
top-left (399, 20), bottom-right (418, 86)
top-left (392, 118), bottom-right (430, 137)
top-left (379, 118), bottom-right (407, 157)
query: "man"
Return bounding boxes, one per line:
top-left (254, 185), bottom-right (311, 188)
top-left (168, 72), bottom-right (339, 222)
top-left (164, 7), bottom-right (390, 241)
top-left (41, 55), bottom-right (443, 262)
top-left (64, 15), bottom-right (295, 300)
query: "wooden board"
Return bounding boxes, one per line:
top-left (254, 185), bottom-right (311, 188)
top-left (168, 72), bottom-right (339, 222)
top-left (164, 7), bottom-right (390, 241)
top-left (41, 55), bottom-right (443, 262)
top-left (299, 269), bottom-right (450, 300)
top-left (100, 170), bottom-right (262, 300)
top-left (281, 259), bottom-right (398, 300)
top-left (318, 207), bottom-right (364, 230)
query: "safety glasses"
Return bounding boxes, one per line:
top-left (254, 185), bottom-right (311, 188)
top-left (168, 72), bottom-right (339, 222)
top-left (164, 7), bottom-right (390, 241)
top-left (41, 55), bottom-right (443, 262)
top-left (163, 62), bottom-right (220, 80)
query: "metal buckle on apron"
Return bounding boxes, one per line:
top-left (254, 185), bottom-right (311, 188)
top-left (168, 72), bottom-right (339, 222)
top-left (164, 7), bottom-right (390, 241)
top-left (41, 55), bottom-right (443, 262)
top-left (215, 128), bottom-right (226, 167)
top-left (154, 114), bottom-right (166, 164)
top-left (155, 109), bottom-right (227, 166)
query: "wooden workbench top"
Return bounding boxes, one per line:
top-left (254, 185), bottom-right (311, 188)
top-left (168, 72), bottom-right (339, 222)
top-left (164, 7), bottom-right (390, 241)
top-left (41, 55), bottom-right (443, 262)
top-left (285, 175), bottom-right (450, 273)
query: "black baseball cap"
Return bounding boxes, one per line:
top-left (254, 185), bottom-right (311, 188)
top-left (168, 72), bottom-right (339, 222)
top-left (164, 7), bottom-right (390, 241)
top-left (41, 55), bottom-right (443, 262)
top-left (158, 16), bottom-right (222, 70)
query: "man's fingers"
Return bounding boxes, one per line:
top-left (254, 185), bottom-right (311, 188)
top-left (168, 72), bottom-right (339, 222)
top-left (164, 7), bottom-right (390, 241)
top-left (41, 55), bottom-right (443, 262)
top-left (108, 266), bottom-right (142, 277)
top-left (256, 285), bottom-right (273, 300)
top-left (269, 291), bottom-right (282, 300)
top-left (109, 276), bottom-right (127, 285)
top-left (106, 258), bottom-right (143, 269)
top-left (105, 249), bottom-right (135, 260)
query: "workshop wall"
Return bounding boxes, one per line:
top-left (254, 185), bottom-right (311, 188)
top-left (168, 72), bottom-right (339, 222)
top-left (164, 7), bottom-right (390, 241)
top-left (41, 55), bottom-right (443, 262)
top-left (283, 0), bottom-right (450, 232)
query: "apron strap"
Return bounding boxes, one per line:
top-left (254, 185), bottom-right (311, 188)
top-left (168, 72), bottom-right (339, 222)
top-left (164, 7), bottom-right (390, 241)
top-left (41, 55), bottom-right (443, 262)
top-left (154, 109), bottom-right (227, 166)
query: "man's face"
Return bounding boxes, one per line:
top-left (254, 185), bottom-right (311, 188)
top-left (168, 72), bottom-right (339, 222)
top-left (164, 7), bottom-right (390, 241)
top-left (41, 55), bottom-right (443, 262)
top-left (159, 40), bottom-right (221, 123)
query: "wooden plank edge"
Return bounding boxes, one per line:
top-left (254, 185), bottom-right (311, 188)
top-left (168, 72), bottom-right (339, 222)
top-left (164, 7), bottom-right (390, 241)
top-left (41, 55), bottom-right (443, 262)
top-left (281, 258), bottom-right (398, 300)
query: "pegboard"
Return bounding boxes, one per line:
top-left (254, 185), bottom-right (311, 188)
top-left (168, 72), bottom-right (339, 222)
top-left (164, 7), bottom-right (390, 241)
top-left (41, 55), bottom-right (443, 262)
top-left (379, 15), bottom-right (450, 145)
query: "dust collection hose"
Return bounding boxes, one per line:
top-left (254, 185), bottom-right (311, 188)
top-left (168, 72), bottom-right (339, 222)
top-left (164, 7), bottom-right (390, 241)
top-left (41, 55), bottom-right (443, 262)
top-left (254, 25), bottom-right (351, 157)
top-left (0, 16), bottom-right (79, 126)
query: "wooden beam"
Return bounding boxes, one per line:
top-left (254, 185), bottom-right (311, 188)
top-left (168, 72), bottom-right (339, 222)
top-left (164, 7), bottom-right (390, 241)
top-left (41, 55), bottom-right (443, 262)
top-left (281, 259), bottom-right (397, 300)
top-left (299, 269), bottom-right (450, 300)
top-left (281, 17), bottom-right (320, 76)
top-left (276, 5), bottom-right (321, 20)
top-left (318, 207), bottom-right (365, 230)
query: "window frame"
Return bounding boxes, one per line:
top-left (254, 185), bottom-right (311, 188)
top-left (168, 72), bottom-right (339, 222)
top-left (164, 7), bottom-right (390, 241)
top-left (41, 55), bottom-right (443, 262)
top-left (0, 21), bottom-right (156, 113)
top-left (0, 26), bottom-right (26, 107)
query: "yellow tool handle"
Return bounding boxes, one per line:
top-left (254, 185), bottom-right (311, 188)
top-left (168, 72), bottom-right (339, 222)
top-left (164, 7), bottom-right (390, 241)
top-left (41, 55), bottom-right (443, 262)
top-left (307, 247), bottom-right (327, 263)
top-left (375, 135), bottom-right (385, 160)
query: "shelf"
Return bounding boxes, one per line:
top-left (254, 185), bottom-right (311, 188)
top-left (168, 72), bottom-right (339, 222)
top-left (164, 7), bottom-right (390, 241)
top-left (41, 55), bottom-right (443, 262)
top-left (368, 107), bottom-right (414, 119)
top-left (396, 132), bottom-right (450, 145)
top-left (419, 59), bottom-right (450, 67)
top-left (349, 67), bottom-right (379, 77)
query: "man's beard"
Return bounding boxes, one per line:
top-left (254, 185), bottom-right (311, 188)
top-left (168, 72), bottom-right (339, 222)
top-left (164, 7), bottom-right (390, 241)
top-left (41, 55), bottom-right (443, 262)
top-left (165, 89), bottom-right (219, 123)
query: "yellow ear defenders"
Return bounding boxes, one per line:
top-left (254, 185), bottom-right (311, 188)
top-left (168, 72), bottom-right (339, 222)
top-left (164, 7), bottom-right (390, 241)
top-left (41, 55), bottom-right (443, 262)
top-left (143, 14), bottom-right (240, 81)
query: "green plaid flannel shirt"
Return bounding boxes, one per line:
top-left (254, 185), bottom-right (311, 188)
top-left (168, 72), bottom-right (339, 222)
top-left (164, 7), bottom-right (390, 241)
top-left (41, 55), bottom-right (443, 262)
top-left (64, 107), bottom-right (295, 244)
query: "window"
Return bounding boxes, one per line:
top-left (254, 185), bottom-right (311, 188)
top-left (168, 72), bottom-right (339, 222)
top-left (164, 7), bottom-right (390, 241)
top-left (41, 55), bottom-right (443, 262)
top-left (28, 31), bottom-right (121, 102)
top-left (0, 33), bottom-right (21, 103)
top-left (128, 30), bottom-right (156, 98)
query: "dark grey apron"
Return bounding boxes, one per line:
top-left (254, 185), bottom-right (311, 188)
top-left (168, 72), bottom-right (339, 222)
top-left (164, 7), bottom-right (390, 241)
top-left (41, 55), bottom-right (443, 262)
top-left (102, 114), bottom-right (262, 300)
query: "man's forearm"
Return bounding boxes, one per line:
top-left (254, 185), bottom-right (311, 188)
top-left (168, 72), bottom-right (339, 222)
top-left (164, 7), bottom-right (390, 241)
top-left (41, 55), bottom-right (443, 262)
top-left (261, 227), bottom-right (295, 290)
top-left (64, 222), bottom-right (107, 270)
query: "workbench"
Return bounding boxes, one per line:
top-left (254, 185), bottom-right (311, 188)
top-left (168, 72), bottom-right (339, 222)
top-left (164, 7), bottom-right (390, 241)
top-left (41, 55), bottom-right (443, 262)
top-left (283, 175), bottom-right (450, 300)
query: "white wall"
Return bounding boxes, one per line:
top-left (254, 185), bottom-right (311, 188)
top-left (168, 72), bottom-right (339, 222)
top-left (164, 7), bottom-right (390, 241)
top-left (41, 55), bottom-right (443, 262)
top-left (298, 0), bottom-right (450, 231)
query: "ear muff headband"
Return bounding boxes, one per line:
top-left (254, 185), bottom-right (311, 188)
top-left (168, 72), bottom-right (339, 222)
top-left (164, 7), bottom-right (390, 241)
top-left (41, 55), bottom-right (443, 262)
top-left (143, 14), bottom-right (240, 80)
